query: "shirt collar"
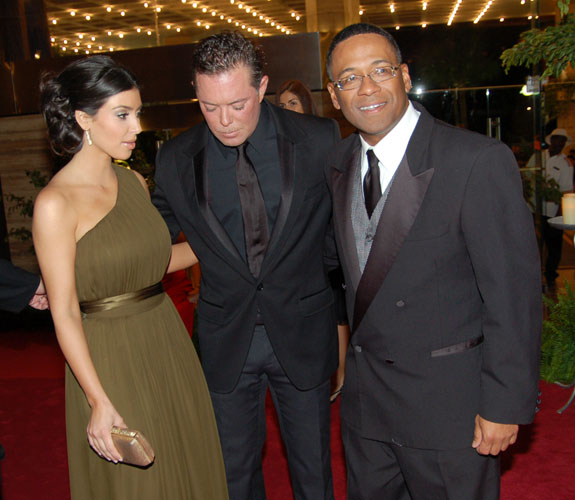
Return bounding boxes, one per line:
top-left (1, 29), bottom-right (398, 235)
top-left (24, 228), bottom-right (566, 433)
top-left (360, 101), bottom-right (420, 171)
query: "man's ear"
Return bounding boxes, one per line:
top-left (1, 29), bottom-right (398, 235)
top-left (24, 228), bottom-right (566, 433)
top-left (400, 64), bottom-right (412, 93)
top-left (74, 110), bottom-right (92, 131)
top-left (258, 75), bottom-right (269, 102)
top-left (327, 82), bottom-right (341, 111)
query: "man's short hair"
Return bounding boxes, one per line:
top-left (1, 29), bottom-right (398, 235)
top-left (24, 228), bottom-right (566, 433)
top-left (191, 31), bottom-right (265, 88)
top-left (326, 23), bottom-right (403, 81)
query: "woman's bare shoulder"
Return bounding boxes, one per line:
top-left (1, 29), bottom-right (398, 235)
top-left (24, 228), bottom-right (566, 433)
top-left (34, 174), bottom-right (78, 225)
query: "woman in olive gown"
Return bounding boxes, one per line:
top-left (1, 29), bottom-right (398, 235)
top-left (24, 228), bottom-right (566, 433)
top-left (33, 56), bottom-right (228, 499)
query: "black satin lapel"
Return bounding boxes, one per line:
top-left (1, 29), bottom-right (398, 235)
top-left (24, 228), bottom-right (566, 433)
top-left (333, 146), bottom-right (362, 289)
top-left (257, 136), bottom-right (296, 278)
top-left (193, 150), bottom-right (251, 278)
top-left (352, 159), bottom-right (435, 332)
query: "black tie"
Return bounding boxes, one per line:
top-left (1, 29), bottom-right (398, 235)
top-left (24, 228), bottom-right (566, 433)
top-left (364, 149), bottom-right (382, 218)
top-left (236, 142), bottom-right (269, 277)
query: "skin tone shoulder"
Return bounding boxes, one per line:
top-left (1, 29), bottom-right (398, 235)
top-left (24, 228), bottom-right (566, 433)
top-left (327, 32), bottom-right (519, 456)
top-left (33, 87), bottom-right (197, 463)
top-left (194, 65), bottom-right (268, 147)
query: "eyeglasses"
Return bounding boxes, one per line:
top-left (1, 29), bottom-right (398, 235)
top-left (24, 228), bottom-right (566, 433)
top-left (333, 66), bottom-right (400, 91)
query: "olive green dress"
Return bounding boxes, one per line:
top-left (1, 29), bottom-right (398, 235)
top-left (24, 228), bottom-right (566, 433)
top-left (66, 164), bottom-right (228, 499)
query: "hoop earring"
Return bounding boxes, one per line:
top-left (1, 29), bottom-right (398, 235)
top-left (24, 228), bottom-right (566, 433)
top-left (85, 130), bottom-right (93, 146)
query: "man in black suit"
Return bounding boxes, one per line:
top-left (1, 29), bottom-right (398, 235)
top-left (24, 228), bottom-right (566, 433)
top-left (152, 32), bottom-right (340, 500)
top-left (325, 23), bottom-right (541, 499)
top-left (0, 259), bottom-right (47, 312)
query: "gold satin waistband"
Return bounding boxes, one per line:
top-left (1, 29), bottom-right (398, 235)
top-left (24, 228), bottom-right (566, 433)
top-left (79, 282), bottom-right (164, 314)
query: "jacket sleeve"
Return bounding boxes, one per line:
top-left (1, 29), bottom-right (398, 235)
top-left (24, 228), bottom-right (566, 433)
top-left (323, 119), bottom-right (342, 272)
top-left (152, 145), bottom-right (184, 242)
top-left (0, 259), bottom-right (40, 313)
top-left (461, 142), bottom-right (541, 424)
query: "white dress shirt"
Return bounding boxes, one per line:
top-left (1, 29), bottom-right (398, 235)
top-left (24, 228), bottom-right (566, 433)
top-left (360, 101), bottom-right (421, 194)
top-left (527, 150), bottom-right (573, 217)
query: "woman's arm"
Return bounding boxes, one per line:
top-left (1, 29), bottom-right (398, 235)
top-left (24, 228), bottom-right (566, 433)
top-left (33, 188), bottom-right (125, 463)
top-left (167, 241), bottom-right (199, 273)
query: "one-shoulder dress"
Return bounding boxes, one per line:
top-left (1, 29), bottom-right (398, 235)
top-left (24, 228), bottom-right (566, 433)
top-left (65, 164), bottom-right (228, 499)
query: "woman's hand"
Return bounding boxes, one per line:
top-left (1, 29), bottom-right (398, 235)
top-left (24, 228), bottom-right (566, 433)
top-left (87, 400), bottom-right (127, 463)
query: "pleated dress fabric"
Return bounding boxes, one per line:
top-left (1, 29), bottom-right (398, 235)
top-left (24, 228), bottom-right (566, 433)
top-left (65, 164), bottom-right (228, 499)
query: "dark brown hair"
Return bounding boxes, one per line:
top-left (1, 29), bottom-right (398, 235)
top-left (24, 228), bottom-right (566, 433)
top-left (40, 55), bottom-right (139, 157)
top-left (191, 31), bottom-right (264, 88)
top-left (275, 80), bottom-right (317, 115)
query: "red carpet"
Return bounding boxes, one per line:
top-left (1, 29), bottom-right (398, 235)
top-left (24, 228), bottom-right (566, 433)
top-left (0, 325), bottom-right (574, 500)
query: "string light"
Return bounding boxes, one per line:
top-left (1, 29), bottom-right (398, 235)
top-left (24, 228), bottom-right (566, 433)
top-left (46, 1), bottom-right (297, 50)
top-left (448, 0), bottom-right (462, 26)
top-left (474, 1), bottom-right (493, 24)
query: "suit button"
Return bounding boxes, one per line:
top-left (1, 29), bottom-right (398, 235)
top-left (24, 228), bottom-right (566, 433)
top-left (257, 284), bottom-right (263, 291)
top-left (385, 359), bottom-right (394, 365)
top-left (396, 300), bottom-right (405, 308)
top-left (354, 345), bottom-right (362, 353)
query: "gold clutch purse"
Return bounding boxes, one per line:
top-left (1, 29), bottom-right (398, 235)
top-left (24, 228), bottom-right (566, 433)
top-left (111, 427), bottom-right (155, 467)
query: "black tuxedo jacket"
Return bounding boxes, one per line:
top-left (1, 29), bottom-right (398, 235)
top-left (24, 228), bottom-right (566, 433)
top-left (153, 102), bottom-right (341, 393)
top-left (0, 259), bottom-right (39, 313)
top-left (327, 102), bottom-right (541, 450)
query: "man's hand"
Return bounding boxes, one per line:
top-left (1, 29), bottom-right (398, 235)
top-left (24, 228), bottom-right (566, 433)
top-left (472, 414), bottom-right (518, 455)
top-left (28, 279), bottom-right (49, 310)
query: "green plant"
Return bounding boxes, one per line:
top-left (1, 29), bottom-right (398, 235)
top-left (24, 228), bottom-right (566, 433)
top-left (541, 284), bottom-right (575, 384)
top-left (501, 0), bottom-right (575, 78)
top-left (521, 170), bottom-right (561, 212)
top-left (4, 169), bottom-right (48, 245)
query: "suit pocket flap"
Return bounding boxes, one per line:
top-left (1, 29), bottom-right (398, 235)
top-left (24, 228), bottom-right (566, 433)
top-left (197, 298), bottom-right (226, 325)
top-left (298, 286), bottom-right (334, 317)
top-left (406, 223), bottom-right (449, 241)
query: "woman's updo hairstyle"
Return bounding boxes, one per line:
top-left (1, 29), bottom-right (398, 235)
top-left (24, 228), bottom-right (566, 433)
top-left (40, 55), bottom-right (139, 156)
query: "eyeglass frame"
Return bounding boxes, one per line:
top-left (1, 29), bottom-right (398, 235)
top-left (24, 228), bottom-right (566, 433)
top-left (331, 65), bottom-right (401, 91)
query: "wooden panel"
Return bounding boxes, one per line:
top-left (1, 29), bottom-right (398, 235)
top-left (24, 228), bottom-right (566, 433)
top-left (4, 32), bottom-right (322, 116)
top-left (0, 114), bottom-right (52, 272)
